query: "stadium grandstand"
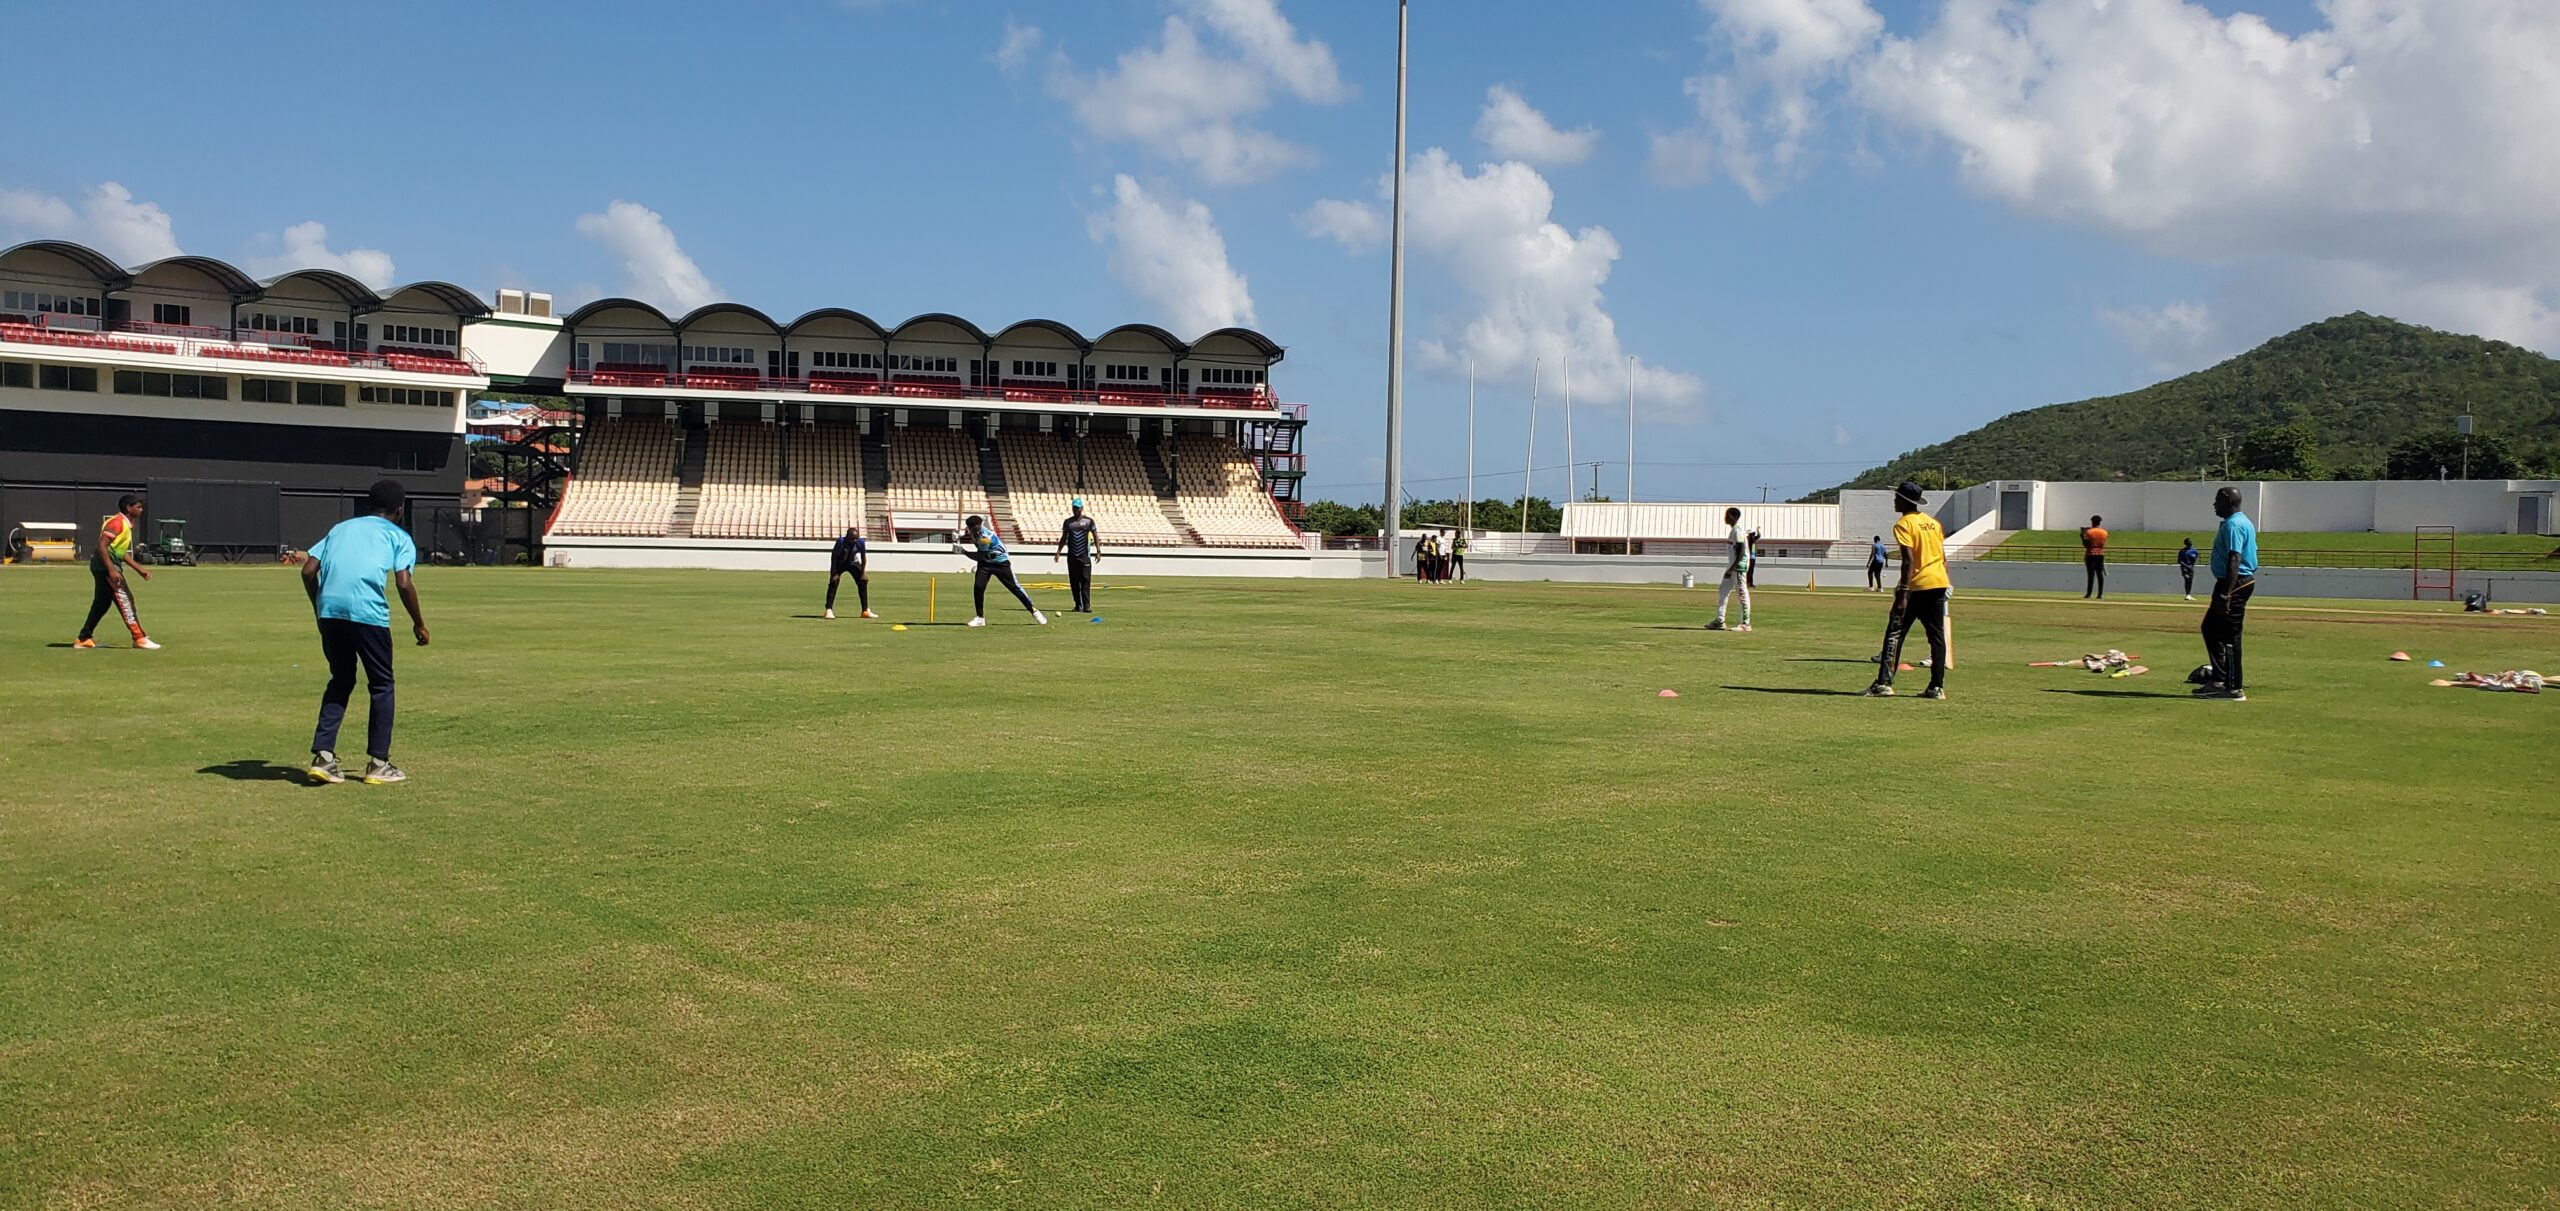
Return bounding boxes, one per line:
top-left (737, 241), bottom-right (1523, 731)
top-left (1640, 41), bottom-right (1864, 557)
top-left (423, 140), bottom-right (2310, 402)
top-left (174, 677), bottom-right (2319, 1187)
top-left (539, 300), bottom-right (1309, 563)
top-left (1, 239), bottom-right (1312, 568)
top-left (0, 240), bottom-right (493, 559)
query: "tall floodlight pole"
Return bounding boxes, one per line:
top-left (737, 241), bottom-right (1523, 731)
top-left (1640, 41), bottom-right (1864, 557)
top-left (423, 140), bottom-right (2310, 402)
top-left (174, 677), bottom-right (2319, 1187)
top-left (1520, 360), bottom-right (1540, 538)
top-left (1379, 0), bottom-right (1409, 576)
top-left (1562, 358), bottom-right (1575, 545)
top-left (1464, 363), bottom-right (1475, 535)
top-left (1625, 357), bottom-right (1637, 555)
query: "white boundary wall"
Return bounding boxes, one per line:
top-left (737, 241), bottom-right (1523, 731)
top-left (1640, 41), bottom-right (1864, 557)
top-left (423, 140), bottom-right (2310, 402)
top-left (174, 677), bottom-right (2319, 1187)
top-left (545, 535), bottom-right (1365, 578)
top-left (2023, 479), bottom-right (2559, 535)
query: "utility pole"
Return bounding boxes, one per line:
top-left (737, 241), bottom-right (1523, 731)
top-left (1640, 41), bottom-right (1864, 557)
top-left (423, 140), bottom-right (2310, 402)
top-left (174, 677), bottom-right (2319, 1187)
top-left (1378, 0), bottom-right (1408, 576)
top-left (1519, 359), bottom-right (1539, 537)
top-left (1757, 484), bottom-right (1774, 504)
top-left (1464, 363), bottom-right (1474, 536)
top-left (2459, 414), bottom-right (2473, 479)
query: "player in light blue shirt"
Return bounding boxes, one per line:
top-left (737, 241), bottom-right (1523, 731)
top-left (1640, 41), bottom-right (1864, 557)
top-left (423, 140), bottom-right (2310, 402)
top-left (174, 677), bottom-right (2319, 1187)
top-left (2197, 488), bottom-right (2257, 701)
top-left (301, 480), bottom-right (429, 784)
top-left (954, 514), bottom-right (1046, 627)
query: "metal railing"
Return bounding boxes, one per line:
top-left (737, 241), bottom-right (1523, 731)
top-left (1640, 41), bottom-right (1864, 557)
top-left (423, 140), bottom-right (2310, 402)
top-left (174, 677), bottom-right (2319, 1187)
top-left (1976, 542), bottom-right (2560, 572)
top-left (0, 315), bottom-right (485, 377)
top-left (563, 368), bottom-right (1297, 412)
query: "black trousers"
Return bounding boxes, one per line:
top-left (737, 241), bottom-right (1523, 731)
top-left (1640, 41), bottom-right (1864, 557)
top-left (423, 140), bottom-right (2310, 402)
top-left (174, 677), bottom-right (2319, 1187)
top-left (1067, 557), bottom-right (1094, 611)
top-left (1877, 588), bottom-right (1949, 689)
top-left (2084, 555), bottom-right (2106, 598)
top-left (825, 562), bottom-right (868, 611)
top-left (81, 563), bottom-right (140, 639)
top-left (2203, 575), bottom-right (2255, 690)
top-left (1866, 560), bottom-right (1884, 590)
top-left (975, 561), bottom-right (1037, 615)
top-left (312, 618), bottom-right (395, 760)
top-left (1451, 553), bottom-right (1465, 581)
top-left (2180, 565), bottom-right (2195, 595)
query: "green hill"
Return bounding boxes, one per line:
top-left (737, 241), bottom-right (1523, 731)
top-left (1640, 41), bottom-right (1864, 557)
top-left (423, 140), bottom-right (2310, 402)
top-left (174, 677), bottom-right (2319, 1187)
top-left (1816, 313), bottom-right (2560, 498)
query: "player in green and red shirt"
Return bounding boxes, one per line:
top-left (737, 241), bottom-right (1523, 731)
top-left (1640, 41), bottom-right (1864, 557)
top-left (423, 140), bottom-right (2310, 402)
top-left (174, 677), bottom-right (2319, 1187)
top-left (76, 493), bottom-right (158, 650)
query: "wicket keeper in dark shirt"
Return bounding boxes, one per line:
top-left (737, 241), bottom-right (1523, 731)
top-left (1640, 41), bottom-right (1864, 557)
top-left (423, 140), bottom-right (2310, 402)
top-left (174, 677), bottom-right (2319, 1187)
top-left (1055, 499), bottom-right (1102, 612)
top-left (825, 527), bottom-right (873, 619)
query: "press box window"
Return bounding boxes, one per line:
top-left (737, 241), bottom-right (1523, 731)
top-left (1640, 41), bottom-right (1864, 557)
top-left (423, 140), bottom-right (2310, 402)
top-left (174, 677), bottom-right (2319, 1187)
top-left (38, 364), bottom-right (98, 392)
top-left (151, 303), bottom-right (193, 327)
top-left (114, 371), bottom-right (229, 399)
top-left (242, 377), bottom-right (294, 403)
top-left (1, 360), bottom-right (30, 388)
top-left (296, 381), bottom-right (347, 407)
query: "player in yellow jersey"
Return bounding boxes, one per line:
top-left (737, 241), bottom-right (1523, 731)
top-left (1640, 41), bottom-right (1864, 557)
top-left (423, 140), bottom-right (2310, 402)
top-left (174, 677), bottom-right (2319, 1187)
top-left (75, 493), bottom-right (158, 650)
top-left (1867, 480), bottom-right (1947, 699)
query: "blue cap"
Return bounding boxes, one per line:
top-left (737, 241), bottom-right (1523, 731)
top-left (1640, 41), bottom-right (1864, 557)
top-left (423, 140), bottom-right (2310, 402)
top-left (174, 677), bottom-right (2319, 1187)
top-left (1071, 498), bottom-right (1084, 508)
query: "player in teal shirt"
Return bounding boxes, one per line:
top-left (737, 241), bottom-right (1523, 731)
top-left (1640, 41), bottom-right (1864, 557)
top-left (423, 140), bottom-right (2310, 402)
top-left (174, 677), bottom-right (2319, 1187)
top-left (302, 480), bottom-right (430, 784)
top-left (2196, 488), bottom-right (2257, 701)
top-left (954, 515), bottom-right (1046, 627)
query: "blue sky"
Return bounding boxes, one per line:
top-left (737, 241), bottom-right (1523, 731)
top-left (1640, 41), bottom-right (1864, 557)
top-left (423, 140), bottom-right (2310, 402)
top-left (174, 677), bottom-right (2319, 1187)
top-left (4, 0), bottom-right (2549, 505)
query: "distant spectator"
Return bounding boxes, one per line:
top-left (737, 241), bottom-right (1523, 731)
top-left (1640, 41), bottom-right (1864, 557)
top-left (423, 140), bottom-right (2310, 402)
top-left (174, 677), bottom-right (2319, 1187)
top-left (2177, 537), bottom-right (2199, 601)
top-left (2081, 515), bottom-right (2109, 599)
top-left (1866, 534), bottom-right (1887, 592)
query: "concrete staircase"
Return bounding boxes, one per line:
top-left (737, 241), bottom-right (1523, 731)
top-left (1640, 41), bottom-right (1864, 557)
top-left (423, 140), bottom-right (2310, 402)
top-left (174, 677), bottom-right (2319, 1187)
top-left (977, 442), bottom-right (1022, 542)
top-left (860, 431), bottom-right (891, 540)
top-left (670, 421), bottom-right (709, 537)
top-left (1134, 437), bottom-right (1204, 543)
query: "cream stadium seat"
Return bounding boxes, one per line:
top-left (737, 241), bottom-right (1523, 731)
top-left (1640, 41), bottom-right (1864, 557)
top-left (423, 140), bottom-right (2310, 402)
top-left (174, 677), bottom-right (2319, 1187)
top-left (885, 428), bottom-right (989, 526)
top-left (1172, 437), bottom-right (1303, 548)
top-left (550, 418), bottom-right (679, 537)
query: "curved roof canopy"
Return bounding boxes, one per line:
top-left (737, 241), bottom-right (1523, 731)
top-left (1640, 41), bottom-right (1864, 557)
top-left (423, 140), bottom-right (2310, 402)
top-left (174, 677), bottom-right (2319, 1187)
top-left (993, 318), bottom-right (1088, 349)
top-left (378, 280), bottom-right (489, 316)
top-left (562, 297), bottom-right (676, 329)
top-left (675, 302), bottom-right (782, 333)
top-left (890, 312), bottom-right (993, 345)
top-left (783, 307), bottom-right (891, 340)
top-left (129, 255), bottom-right (261, 296)
top-left (0, 240), bottom-right (131, 285)
top-left (1192, 326), bottom-right (1284, 360)
top-left (260, 268), bottom-right (378, 308)
top-left (1093, 323), bottom-right (1189, 355)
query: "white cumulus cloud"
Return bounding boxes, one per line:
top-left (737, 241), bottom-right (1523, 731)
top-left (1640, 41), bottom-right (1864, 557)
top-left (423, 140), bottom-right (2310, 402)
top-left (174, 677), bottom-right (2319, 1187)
top-left (1089, 174), bottom-right (1257, 334)
top-left (1297, 197), bottom-right (1385, 252)
top-left (1313, 150), bottom-right (1706, 419)
top-left (994, 20), bottom-right (1044, 73)
top-left (244, 221), bottom-right (396, 289)
top-left (0, 181), bottom-right (182, 264)
top-left (1671, 0), bottom-right (2560, 361)
top-left (573, 200), bottom-right (722, 312)
top-left (1476, 86), bottom-right (1599, 167)
top-left (1050, 0), bottom-right (1346, 185)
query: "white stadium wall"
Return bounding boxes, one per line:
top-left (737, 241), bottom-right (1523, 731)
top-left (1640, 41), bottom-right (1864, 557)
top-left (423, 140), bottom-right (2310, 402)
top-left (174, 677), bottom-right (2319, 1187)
top-left (463, 316), bottom-right (569, 384)
top-left (1561, 502), bottom-right (1839, 543)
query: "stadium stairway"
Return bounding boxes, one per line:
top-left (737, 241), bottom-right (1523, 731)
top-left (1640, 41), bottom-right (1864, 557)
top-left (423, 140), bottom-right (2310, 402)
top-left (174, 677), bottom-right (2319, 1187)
top-left (977, 441), bottom-right (1022, 541)
top-left (860, 431), bottom-right (892, 541)
top-left (1133, 437), bottom-right (1201, 542)
top-left (670, 420), bottom-right (710, 537)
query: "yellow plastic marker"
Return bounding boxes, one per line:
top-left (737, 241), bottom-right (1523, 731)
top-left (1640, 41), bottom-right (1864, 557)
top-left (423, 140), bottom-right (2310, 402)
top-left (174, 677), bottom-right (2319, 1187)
top-left (891, 624), bottom-right (908, 632)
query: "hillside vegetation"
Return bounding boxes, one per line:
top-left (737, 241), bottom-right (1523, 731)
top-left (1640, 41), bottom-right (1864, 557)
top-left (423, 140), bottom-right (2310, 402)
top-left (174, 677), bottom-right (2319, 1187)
top-left (1819, 314), bottom-right (2560, 498)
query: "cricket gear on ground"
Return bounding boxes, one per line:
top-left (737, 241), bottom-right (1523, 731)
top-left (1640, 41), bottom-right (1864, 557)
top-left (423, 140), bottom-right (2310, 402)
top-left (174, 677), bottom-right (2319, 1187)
top-left (967, 617), bottom-right (987, 628)
top-left (2201, 574), bottom-right (2255, 694)
top-left (72, 637), bottom-right (96, 649)
top-left (362, 758), bottom-right (408, 784)
top-left (1892, 512), bottom-right (1950, 592)
top-left (307, 515), bottom-right (418, 628)
top-left (1875, 586), bottom-right (1951, 692)
top-left (312, 618), bottom-right (396, 764)
top-left (308, 752), bottom-right (344, 784)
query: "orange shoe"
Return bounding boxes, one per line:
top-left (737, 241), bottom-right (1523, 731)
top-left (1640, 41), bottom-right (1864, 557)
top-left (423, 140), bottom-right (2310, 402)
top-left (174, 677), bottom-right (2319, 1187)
top-left (73, 637), bottom-right (96, 649)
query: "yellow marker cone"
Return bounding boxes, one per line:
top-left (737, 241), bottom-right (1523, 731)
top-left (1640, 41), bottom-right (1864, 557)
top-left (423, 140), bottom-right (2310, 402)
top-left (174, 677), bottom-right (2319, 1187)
top-left (1807, 568), bottom-right (1818, 592)
top-left (928, 576), bottom-right (937, 624)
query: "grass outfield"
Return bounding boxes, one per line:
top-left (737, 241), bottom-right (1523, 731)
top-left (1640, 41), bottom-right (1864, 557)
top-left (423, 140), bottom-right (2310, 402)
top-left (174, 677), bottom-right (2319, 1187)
top-left (1987, 529), bottom-right (2560, 569)
top-left (4, 567), bottom-right (2556, 1208)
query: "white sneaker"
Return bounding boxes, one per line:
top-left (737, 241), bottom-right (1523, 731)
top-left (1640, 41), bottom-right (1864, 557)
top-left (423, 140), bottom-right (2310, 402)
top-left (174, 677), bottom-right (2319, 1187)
top-left (1033, 611), bottom-right (1049, 626)
top-left (967, 617), bottom-right (987, 628)
top-left (860, 609), bottom-right (878, 619)
top-left (824, 609), bottom-right (836, 620)
top-left (2184, 595), bottom-right (2195, 601)
top-left (135, 637), bottom-right (162, 650)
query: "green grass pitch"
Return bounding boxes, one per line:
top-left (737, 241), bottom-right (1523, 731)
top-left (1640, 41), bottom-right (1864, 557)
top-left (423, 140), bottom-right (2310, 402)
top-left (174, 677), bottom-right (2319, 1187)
top-left (1988, 529), bottom-right (2560, 568)
top-left (3, 566), bottom-right (2555, 1208)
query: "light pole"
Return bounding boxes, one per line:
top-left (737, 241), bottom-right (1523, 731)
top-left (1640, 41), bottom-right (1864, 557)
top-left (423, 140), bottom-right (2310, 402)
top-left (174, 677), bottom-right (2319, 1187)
top-left (1378, 0), bottom-right (1408, 575)
top-left (2458, 414), bottom-right (2473, 479)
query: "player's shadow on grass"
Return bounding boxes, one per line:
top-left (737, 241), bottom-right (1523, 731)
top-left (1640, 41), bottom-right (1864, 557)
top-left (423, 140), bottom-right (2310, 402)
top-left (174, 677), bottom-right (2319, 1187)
top-left (1720, 685), bottom-right (1870, 697)
top-left (1784, 657), bottom-right (1880, 664)
top-left (197, 760), bottom-right (315, 783)
top-left (2041, 688), bottom-right (2172, 698)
